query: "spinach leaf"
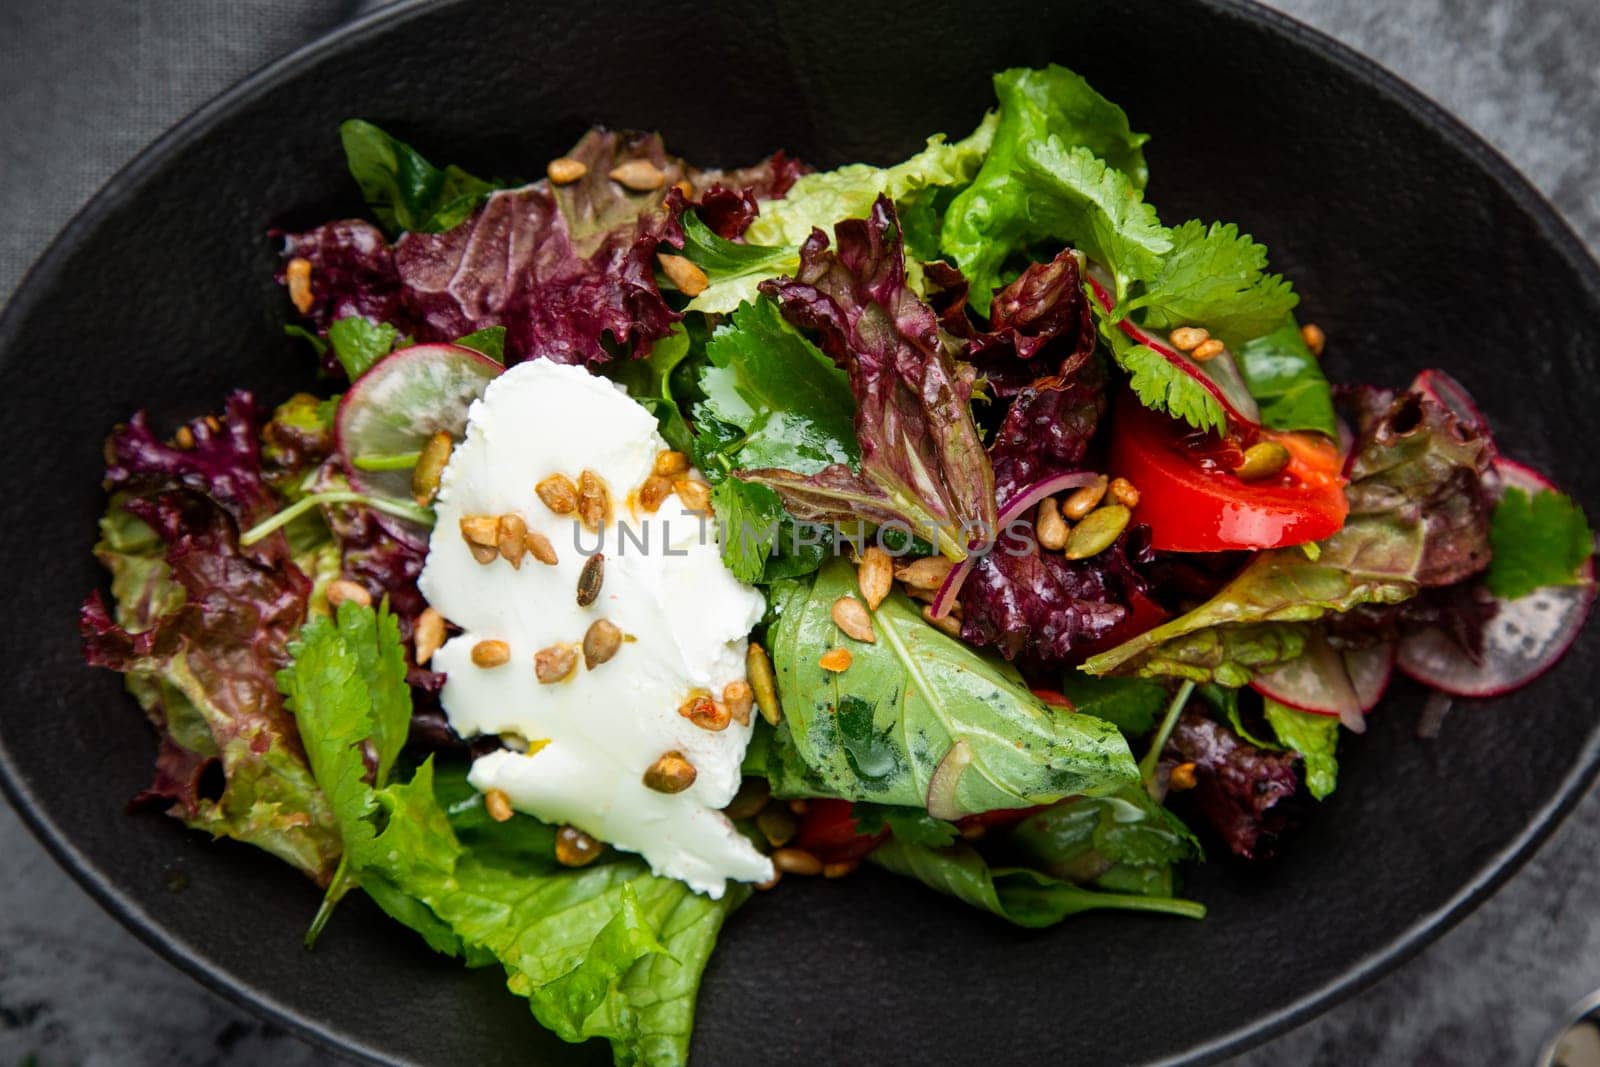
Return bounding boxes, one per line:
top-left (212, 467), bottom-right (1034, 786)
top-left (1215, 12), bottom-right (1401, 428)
top-left (1005, 788), bottom-right (1202, 898)
top-left (339, 119), bottom-right (501, 236)
top-left (1486, 486), bottom-right (1594, 600)
top-left (1056, 673), bottom-right (1171, 737)
top-left (869, 835), bottom-right (1204, 925)
top-left (1235, 317), bottom-right (1338, 437)
top-left (767, 559), bottom-right (1138, 815)
top-left (1263, 699), bottom-right (1340, 800)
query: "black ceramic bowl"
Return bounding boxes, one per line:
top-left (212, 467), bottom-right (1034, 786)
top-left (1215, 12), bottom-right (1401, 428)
top-left (3, 1), bottom-right (1598, 1064)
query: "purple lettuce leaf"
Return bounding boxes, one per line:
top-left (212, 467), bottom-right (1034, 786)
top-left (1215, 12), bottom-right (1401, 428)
top-left (692, 149), bottom-right (809, 239)
top-left (278, 221), bottom-right (418, 376)
top-left (1161, 709), bottom-right (1301, 860)
top-left (962, 250), bottom-right (1098, 398)
top-left (742, 196), bottom-right (998, 558)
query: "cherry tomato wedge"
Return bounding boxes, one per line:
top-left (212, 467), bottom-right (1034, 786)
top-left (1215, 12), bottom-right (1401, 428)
top-left (1109, 391), bottom-right (1348, 552)
top-left (793, 799), bottom-right (887, 863)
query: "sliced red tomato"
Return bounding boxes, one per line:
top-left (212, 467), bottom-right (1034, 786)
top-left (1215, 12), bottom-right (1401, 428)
top-left (1109, 391), bottom-right (1348, 552)
top-left (793, 799), bottom-right (888, 863)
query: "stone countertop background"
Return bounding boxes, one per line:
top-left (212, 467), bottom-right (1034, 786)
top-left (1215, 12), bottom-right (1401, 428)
top-left (2, 1), bottom-right (1598, 1064)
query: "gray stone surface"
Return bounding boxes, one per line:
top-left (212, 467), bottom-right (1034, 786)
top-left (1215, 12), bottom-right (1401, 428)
top-left (1, 1), bottom-right (1597, 1064)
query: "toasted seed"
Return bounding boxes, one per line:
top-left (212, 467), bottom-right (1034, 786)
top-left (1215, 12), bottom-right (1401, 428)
top-left (756, 805), bottom-right (798, 846)
top-left (525, 529), bottom-right (558, 566)
top-left (326, 578), bottom-right (372, 609)
top-left (638, 474), bottom-right (673, 513)
top-left (1300, 322), bottom-right (1326, 357)
top-left (823, 859), bottom-right (859, 879)
top-left (723, 777), bottom-right (770, 820)
top-left (673, 477), bottom-right (711, 514)
top-left (546, 156), bottom-right (588, 184)
top-left (414, 607), bottom-right (446, 665)
top-left (673, 178), bottom-right (695, 198)
top-left (643, 751), bottom-right (697, 793)
top-left (174, 425), bottom-right (195, 450)
top-left (657, 253), bottom-right (709, 297)
top-left (653, 450), bottom-right (690, 477)
top-left (678, 690), bottom-right (730, 731)
top-left (1062, 476), bottom-right (1109, 520)
top-left (471, 639), bottom-right (511, 668)
top-left (1191, 338), bottom-right (1226, 362)
top-left (960, 822), bottom-right (988, 842)
top-left (747, 643), bottom-right (781, 725)
top-left (922, 604), bottom-right (962, 637)
top-left (787, 798), bottom-right (809, 815)
top-left (555, 825), bottom-right (604, 866)
top-left (536, 473), bottom-right (579, 515)
top-left (582, 618), bottom-right (623, 669)
top-left (905, 585), bottom-right (937, 605)
top-left (722, 681), bottom-right (754, 726)
top-left (819, 647), bottom-right (853, 672)
top-left (575, 553), bottom-right (605, 607)
top-left (1169, 325), bottom-right (1209, 352)
top-left (609, 159), bottom-right (666, 191)
top-left (1035, 497), bottom-right (1069, 551)
top-left (895, 556), bottom-right (954, 590)
top-left (1169, 761), bottom-right (1199, 791)
top-left (535, 643), bottom-right (578, 684)
top-left (285, 256), bottom-right (314, 314)
top-left (577, 469), bottom-right (612, 531)
top-left (1108, 476), bottom-right (1141, 508)
top-left (411, 430), bottom-right (452, 506)
top-left (468, 542), bottom-right (499, 565)
top-left (484, 788), bottom-right (514, 823)
top-left (831, 597), bottom-right (877, 643)
top-left (772, 848), bottom-right (823, 876)
top-left (755, 871), bottom-right (783, 891)
top-left (1064, 504), bottom-right (1131, 560)
top-left (1235, 440), bottom-right (1292, 482)
top-left (459, 514), bottom-right (499, 547)
top-left (497, 513), bottom-right (528, 568)
top-left (857, 546), bottom-right (893, 610)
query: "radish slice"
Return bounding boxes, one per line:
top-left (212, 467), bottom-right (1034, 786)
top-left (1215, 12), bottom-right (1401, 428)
top-left (1251, 635), bottom-right (1366, 733)
top-left (1343, 643), bottom-right (1395, 710)
top-left (1410, 368), bottom-right (1495, 456)
top-left (336, 343), bottom-right (501, 509)
top-left (928, 470), bottom-right (1100, 619)
top-left (1396, 457), bottom-right (1596, 697)
top-left (1085, 276), bottom-right (1261, 429)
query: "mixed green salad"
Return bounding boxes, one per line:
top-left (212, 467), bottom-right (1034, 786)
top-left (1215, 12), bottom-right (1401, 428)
top-left (81, 65), bottom-right (1595, 1064)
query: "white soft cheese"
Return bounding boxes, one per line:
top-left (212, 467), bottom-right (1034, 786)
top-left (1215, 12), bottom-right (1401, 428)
top-left (418, 359), bottom-right (773, 897)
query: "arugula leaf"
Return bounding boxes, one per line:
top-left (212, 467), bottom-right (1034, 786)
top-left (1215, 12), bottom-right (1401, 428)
top-left (453, 325), bottom-right (507, 364)
top-left (1234, 317), bottom-right (1338, 436)
top-left (766, 559), bottom-right (1138, 814)
top-left (1006, 787), bottom-right (1202, 898)
top-left (339, 119), bottom-right (500, 236)
top-left (1486, 487), bottom-right (1595, 600)
top-left (869, 836), bottom-right (1203, 925)
top-left (1125, 220), bottom-right (1298, 346)
top-left (746, 114), bottom-right (997, 250)
top-left (1055, 673), bottom-right (1171, 737)
top-left (1262, 699), bottom-right (1340, 800)
top-left (942, 65), bottom-right (1152, 309)
top-left (326, 315), bottom-right (401, 380)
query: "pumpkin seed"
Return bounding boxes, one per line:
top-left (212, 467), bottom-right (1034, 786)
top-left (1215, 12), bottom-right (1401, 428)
top-left (1234, 441), bottom-right (1291, 481)
top-left (1063, 504), bottom-right (1130, 560)
top-left (643, 751), bottom-right (697, 793)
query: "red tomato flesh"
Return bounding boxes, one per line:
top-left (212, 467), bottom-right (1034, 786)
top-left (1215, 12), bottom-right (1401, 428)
top-left (1109, 391), bottom-right (1348, 552)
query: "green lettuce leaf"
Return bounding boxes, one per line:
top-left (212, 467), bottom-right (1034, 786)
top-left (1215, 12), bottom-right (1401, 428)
top-left (942, 65), bottom-right (1151, 309)
top-left (1486, 486), bottom-right (1595, 600)
top-left (765, 559), bottom-right (1138, 814)
top-left (1262, 699), bottom-right (1340, 800)
top-left (868, 835), bottom-right (1203, 925)
top-left (339, 119), bottom-right (501, 236)
top-left (1234, 317), bottom-right (1338, 436)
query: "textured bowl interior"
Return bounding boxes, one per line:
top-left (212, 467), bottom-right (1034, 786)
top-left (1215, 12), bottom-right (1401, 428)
top-left (2, 1), bottom-right (1598, 1064)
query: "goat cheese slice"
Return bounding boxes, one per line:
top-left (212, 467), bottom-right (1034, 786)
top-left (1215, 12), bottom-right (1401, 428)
top-left (418, 359), bottom-right (773, 897)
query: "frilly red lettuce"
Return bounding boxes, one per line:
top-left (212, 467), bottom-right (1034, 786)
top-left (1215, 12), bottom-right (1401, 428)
top-left (693, 149), bottom-right (809, 239)
top-left (740, 196), bottom-right (997, 559)
top-left (1161, 709), bottom-right (1301, 859)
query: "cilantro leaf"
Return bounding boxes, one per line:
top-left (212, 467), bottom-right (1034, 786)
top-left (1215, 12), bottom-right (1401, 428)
top-left (326, 315), bottom-right (401, 380)
top-left (1262, 699), bottom-right (1340, 800)
top-left (1127, 220), bottom-right (1298, 345)
top-left (1105, 323), bottom-right (1228, 434)
top-left (711, 478), bottom-right (784, 583)
top-left (1487, 487), bottom-right (1595, 600)
top-left (453, 325), bottom-right (506, 363)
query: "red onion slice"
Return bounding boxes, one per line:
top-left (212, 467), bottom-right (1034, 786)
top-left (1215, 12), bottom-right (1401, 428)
top-left (925, 739), bottom-right (973, 820)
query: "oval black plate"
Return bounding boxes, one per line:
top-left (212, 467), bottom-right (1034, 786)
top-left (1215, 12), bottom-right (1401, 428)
top-left (3, 1), bottom-right (1598, 1064)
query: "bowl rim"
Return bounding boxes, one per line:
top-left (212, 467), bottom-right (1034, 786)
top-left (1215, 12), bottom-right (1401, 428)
top-left (4, 1), bottom-right (1599, 1064)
